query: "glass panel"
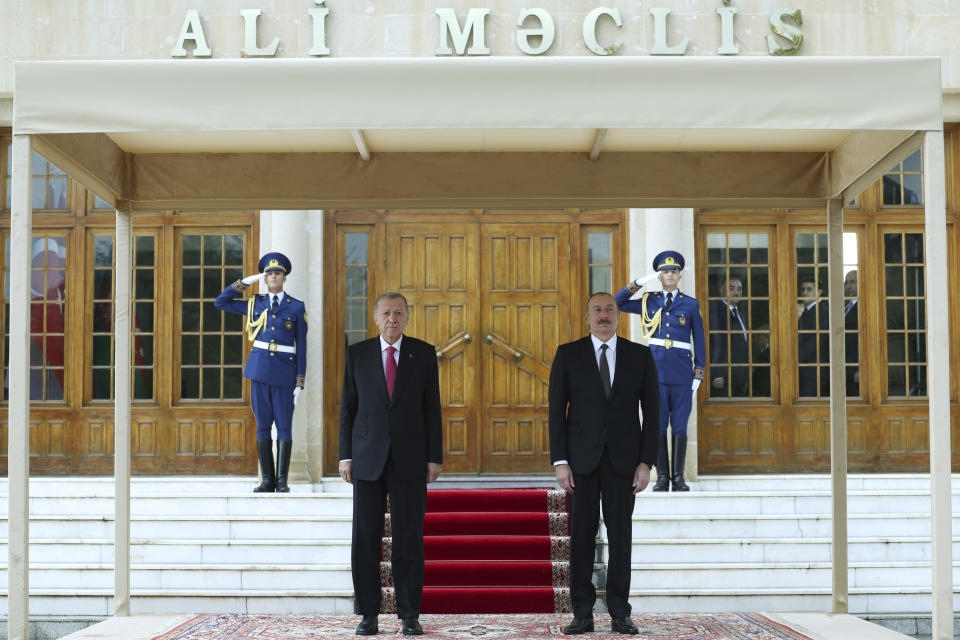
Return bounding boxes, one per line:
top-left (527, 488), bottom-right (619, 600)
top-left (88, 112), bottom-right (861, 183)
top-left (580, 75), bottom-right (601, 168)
top-left (224, 234), bottom-right (244, 265)
top-left (223, 368), bottom-right (243, 398)
top-left (796, 232), bottom-right (830, 399)
top-left (906, 299), bottom-right (925, 331)
top-left (181, 368), bottom-right (199, 399)
top-left (903, 174), bottom-right (923, 205)
top-left (589, 268), bottom-right (612, 296)
top-left (905, 233), bottom-right (924, 263)
top-left (223, 335), bottom-right (243, 365)
top-left (203, 302), bottom-right (222, 332)
top-left (884, 231), bottom-right (926, 398)
top-left (885, 267), bottom-right (903, 297)
top-left (749, 267), bottom-right (768, 297)
top-left (94, 236), bottom-right (113, 267)
top-left (93, 335), bottom-right (112, 366)
top-left (587, 233), bottom-right (611, 264)
top-left (224, 267), bottom-right (243, 285)
top-left (911, 366), bottom-right (927, 396)
top-left (32, 178), bottom-right (46, 209)
top-left (202, 335), bottom-right (222, 365)
top-left (135, 269), bottom-right (155, 299)
top-left (181, 335), bottom-right (200, 365)
top-left (136, 335), bottom-right (154, 366)
top-left (345, 233), bottom-right (368, 263)
top-left (202, 368), bottom-right (221, 399)
top-left (92, 369), bottom-right (111, 400)
top-left (748, 233), bottom-right (768, 263)
top-left (133, 369), bottom-right (153, 400)
top-left (884, 234), bottom-right (902, 263)
top-left (887, 333), bottom-right (906, 362)
top-left (906, 266), bottom-right (924, 296)
top-left (752, 366), bottom-right (771, 397)
top-left (345, 266), bottom-right (368, 298)
top-left (135, 302), bottom-right (154, 332)
top-left (183, 235), bottom-right (202, 265)
top-left (346, 298), bottom-right (367, 330)
top-left (224, 312), bottom-right (242, 332)
top-left (907, 334), bottom-right (926, 363)
top-left (93, 269), bottom-right (112, 299)
top-left (183, 268), bottom-right (201, 299)
top-left (46, 370), bottom-right (65, 400)
top-left (882, 175), bottom-right (902, 205)
top-left (886, 300), bottom-right (904, 330)
top-left (903, 149), bottom-right (922, 172)
top-left (94, 194), bottom-right (112, 209)
top-left (203, 268), bottom-right (221, 298)
top-left (93, 302), bottom-right (112, 332)
top-left (728, 233), bottom-right (747, 264)
top-left (203, 235), bottom-right (223, 266)
top-left (136, 236), bottom-right (155, 266)
top-left (48, 177), bottom-right (68, 208)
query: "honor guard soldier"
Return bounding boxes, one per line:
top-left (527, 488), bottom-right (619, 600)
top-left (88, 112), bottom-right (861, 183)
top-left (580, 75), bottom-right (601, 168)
top-left (215, 252), bottom-right (307, 493)
top-left (614, 250), bottom-right (705, 491)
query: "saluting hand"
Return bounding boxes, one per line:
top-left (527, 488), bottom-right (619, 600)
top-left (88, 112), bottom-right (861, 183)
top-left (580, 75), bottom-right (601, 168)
top-left (241, 273), bottom-right (265, 286)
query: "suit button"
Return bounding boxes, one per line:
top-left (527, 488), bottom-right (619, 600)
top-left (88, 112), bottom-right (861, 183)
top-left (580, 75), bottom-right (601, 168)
top-left (271, 327), bottom-right (275, 331)
top-left (666, 333), bottom-right (670, 337)
top-left (601, 430), bottom-right (607, 436)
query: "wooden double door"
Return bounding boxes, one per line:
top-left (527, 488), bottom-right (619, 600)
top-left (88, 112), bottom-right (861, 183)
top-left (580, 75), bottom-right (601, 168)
top-left (323, 211), bottom-right (624, 475)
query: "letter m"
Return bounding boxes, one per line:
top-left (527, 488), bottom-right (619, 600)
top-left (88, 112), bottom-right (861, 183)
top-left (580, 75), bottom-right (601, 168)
top-left (435, 8), bottom-right (491, 55)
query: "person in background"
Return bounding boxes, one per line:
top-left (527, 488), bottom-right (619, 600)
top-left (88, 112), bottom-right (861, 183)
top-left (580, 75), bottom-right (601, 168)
top-left (214, 251), bottom-right (307, 493)
top-left (614, 251), bottom-right (705, 492)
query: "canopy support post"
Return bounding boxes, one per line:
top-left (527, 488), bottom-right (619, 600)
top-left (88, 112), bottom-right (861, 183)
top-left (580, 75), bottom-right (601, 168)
top-left (114, 206), bottom-right (132, 616)
top-left (8, 134), bottom-right (33, 640)
top-left (827, 197), bottom-right (848, 614)
top-left (923, 130), bottom-right (953, 640)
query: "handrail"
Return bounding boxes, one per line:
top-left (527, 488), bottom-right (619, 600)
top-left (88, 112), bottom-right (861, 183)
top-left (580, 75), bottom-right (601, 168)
top-left (482, 332), bottom-right (523, 362)
top-left (435, 332), bottom-right (473, 361)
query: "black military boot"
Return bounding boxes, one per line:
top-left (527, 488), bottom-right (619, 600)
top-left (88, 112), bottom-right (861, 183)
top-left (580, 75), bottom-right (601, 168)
top-left (253, 439), bottom-right (277, 493)
top-left (653, 435), bottom-right (670, 492)
top-left (671, 435), bottom-right (690, 492)
top-left (275, 439), bottom-right (293, 493)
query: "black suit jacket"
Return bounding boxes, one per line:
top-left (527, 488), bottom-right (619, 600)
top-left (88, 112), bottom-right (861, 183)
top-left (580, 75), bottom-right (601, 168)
top-left (548, 336), bottom-right (660, 476)
top-left (339, 335), bottom-right (443, 482)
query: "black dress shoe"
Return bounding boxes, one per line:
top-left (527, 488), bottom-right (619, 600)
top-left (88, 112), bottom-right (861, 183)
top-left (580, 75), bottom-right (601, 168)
top-left (401, 618), bottom-right (423, 636)
top-left (562, 617), bottom-right (594, 634)
top-left (611, 616), bottom-right (639, 635)
top-left (355, 615), bottom-right (378, 635)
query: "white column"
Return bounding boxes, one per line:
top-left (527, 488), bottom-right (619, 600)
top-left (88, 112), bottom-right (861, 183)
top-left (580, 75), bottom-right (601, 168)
top-left (259, 210), bottom-right (313, 482)
top-left (826, 198), bottom-right (848, 614)
top-left (113, 208), bottom-right (132, 615)
top-left (922, 131), bottom-right (953, 640)
top-left (305, 211), bottom-right (325, 484)
top-left (628, 208), bottom-right (698, 480)
top-left (8, 134), bottom-right (33, 640)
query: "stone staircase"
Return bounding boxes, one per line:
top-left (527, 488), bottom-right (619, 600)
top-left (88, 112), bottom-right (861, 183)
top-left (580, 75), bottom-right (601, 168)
top-left (0, 475), bottom-right (957, 630)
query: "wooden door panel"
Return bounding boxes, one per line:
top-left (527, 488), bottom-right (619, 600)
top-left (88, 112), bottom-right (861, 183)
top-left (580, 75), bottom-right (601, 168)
top-left (385, 223), bottom-right (479, 473)
top-left (480, 224), bottom-right (570, 473)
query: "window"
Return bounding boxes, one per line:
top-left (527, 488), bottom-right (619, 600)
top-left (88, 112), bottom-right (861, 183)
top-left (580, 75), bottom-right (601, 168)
top-left (90, 232), bottom-right (157, 401)
top-left (884, 232), bottom-right (926, 397)
top-left (882, 149), bottom-right (923, 206)
top-left (841, 233), bottom-right (860, 398)
top-left (587, 231), bottom-right (613, 295)
top-left (2, 234), bottom-right (68, 401)
top-left (3, 143), bottom-right (69, 211)
top-left (706, 231), bottom-right (771, 398)
top-left (179, 232), bottom-right (246, 400)
top-left (344, 232), bottom-right (369, 346)
top-left (795, 232), bottom-right (830, 399)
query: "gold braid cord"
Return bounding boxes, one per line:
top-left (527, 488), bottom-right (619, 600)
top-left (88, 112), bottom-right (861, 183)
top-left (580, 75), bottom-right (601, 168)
top-left (638, 293), bottom-right (662, 340)
top-left (246, 297), bottom-right (268, 342)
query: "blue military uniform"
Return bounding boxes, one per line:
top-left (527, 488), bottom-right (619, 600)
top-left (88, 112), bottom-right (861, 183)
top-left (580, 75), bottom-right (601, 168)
top-left (214, 251), bottom-right (307, 493)
top-left (614, 250), bottom-right (704, 491)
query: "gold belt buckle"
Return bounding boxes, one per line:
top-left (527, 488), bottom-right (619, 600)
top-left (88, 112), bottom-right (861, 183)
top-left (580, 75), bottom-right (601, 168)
top-left (663, 339), bottom-right (673, 349)
top-left (269, 342), bottom-right (278, 352)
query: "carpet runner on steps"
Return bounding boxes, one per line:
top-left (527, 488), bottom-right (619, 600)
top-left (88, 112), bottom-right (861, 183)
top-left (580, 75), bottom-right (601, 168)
top-left (380, 488), bottom-right (572, 614)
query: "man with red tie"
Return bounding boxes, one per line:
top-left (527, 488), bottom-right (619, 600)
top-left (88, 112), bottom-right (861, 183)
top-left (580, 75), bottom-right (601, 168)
top-left (339, 293), bottom-right (443, 636)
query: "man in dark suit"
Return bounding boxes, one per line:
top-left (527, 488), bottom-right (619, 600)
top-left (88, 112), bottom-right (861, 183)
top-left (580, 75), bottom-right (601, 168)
top-left (708, 273), bottom-right (749, 397)
top-left (844, 270), bottom-right (860, 397)
top-left (549, 292), bottom-right (660, 635)
top-left (798, 276), bottom-right (830, 397)
top-left (339, 293), bottom-right (443, 636)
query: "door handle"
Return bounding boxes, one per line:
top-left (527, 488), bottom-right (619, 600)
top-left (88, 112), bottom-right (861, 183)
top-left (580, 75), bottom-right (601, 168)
top-left (436, 332), bottom-right (473, 361)
top-left (483, 332), bottom-right (523, 362)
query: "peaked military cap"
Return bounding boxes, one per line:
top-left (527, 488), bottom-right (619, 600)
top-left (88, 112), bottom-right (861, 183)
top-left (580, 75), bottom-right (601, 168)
top-left (258, 252), bottom-right (292, 275)
top-left (653, 250), bottom-right (685, 271)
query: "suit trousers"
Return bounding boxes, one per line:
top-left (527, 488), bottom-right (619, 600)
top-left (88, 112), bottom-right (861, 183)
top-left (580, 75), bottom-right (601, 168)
top-left (569, 447), bottom-right (636, 618)
top-left (250, 380), bottom-right (294, 440)
top-left (352, 454), bottom-right (428, 619)
top-left (658, 382), bottom-right (692, 437)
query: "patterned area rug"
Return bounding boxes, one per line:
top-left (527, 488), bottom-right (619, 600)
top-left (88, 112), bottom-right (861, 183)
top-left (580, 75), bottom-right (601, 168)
top-left (152, 613), bottom-right (815, 639)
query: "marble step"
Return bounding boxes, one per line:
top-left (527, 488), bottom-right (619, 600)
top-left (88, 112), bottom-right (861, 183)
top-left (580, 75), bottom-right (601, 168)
top-left (4, 585), bottom-right (957, 617)
top-left (10, 558), bottom-right (958, 592)
top-left (14, 535), bottom-right (960, 565)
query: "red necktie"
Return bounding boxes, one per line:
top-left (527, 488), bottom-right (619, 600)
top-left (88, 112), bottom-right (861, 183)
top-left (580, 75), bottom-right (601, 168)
top-left (385, 346), bottom-right (397, 399)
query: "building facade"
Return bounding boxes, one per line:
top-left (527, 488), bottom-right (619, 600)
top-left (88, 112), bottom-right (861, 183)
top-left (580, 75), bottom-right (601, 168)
top-left (1, 0), bottom-right (959, 481)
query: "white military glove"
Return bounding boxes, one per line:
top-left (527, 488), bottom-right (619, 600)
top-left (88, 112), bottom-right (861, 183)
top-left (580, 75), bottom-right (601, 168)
top-left (241, 273), bottom-right (265, 286)
top-left (633, 272), bottom-right (660, 288)
top-left (691, 379), bottom-right (702, 394)
top-left (293, 387), bottom-right (301, 406)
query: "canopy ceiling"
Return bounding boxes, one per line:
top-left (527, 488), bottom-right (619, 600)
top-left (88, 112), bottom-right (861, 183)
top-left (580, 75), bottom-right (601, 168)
top-left (13, 56), bottom-right (943, 210)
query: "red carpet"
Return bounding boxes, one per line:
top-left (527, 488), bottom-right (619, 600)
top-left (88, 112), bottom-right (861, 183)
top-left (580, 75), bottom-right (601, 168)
top-left (381, 488), bottom-right (572, 613)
